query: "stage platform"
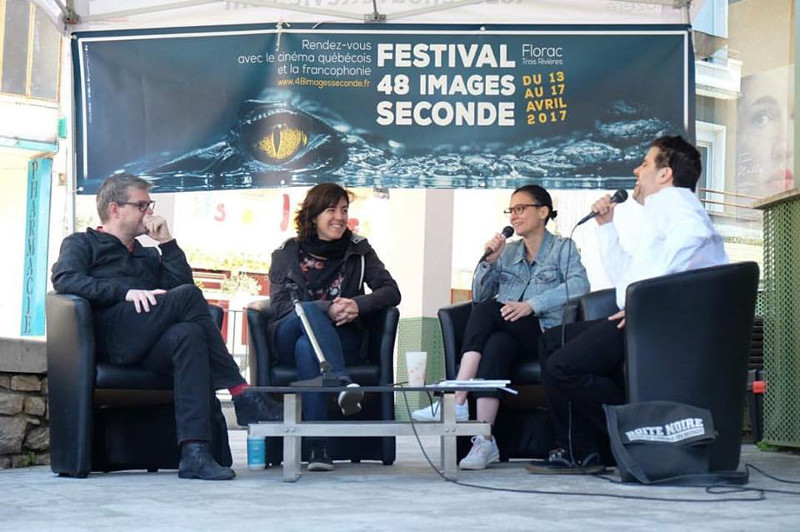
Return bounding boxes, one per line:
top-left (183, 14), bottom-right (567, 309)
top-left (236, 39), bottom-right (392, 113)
top-left (1, 431), bottom-right (799, 530)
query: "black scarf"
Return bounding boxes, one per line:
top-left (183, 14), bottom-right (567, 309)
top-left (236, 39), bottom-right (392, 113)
top-left (298, 229), bottom-right (352, 260)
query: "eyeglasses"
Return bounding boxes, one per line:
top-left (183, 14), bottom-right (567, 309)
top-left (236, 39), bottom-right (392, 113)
top-left (118, 200), bottom-right (155, 213)
top-left (504, 203), bottom-right (543, 215)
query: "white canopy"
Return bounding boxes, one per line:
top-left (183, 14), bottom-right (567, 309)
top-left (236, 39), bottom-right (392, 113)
top-left (35, 0), bottom-right (703, 32)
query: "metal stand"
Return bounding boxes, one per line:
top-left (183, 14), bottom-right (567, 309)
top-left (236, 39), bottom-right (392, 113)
top-left (289, 297), bottom-right (340, 388)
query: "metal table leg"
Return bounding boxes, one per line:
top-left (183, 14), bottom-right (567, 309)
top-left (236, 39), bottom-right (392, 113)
top-left (440, 393), bottom-right (458, 480)
top-left (282, 393), bottom-right (302, 482)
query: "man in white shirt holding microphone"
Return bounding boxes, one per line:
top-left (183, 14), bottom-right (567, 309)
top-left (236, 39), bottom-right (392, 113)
top-left (528, 135), bottom-right (729, 474)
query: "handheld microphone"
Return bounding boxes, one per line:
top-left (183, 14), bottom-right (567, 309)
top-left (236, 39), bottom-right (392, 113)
top-left (479, 226), bottom-right (514, 262)
top-left (575, 189), bottom-right (628, 226)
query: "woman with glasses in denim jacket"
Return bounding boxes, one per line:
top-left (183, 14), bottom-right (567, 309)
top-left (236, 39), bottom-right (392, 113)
top-left (412, 184), bottom-right (590, 470)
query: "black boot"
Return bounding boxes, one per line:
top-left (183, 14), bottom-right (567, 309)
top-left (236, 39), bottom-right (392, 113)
top-left (233, 392), bottom-right (283, 426)
top-left (179, 442), bottom-right (236, 480)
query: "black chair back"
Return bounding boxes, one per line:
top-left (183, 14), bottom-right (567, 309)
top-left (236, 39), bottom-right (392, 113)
top-left (625, 262), bottom-right (760, 472)
top-left (437, 302), bottom-right (473, 379)
top-left (578, 288), bottom-right (618, 321)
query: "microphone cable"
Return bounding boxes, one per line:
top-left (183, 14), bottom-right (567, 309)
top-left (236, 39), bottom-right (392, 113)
top-left (396, 385), bottom-right (788, 503)
top-left (559, 222), bottom-right (580, 349)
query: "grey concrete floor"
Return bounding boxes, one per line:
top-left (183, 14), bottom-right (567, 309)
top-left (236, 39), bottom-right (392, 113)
top-left (2, 432), bottom-right (800, 531)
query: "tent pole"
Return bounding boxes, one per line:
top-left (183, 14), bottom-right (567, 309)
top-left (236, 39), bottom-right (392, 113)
top-left (365, 0), bottom-right (386, 22)
top-left (67, 35), bottom-right (75, 235)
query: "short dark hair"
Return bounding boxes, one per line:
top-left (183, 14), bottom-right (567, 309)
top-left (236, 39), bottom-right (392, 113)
top-left (96, 173), bottom-right (152, 222)
top-left (512, 184), bottom-right (558, 221)
top-left (294, 183), bottom-right (354, 241)
top-left (650, 136), bottom-right (702, 191)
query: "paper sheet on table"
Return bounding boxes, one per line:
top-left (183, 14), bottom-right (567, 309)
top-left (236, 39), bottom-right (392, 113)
top-left (433, 379), bottom-right (517, 395)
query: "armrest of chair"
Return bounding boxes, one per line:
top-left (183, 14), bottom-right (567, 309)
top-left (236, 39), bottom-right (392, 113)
top-left (245, 299), bottom-right (278, 386)
top-left (437, 302), bottom-right (473, 379)
top-left (362, 306), bottom-right (400, 385)
top-left (45, 293), bottom-right (97, 474)
top-left (578, 288), bottom-right (618, 322)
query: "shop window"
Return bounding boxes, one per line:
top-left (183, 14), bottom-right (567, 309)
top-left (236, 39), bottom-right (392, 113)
top-left (0, 0), bottom-right (60, 101)
top-left (696, 120), bottom-right (727, 214)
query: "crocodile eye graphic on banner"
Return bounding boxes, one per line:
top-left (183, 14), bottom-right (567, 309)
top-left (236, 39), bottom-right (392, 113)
top-left (73, 23), bottom-right (692, 193)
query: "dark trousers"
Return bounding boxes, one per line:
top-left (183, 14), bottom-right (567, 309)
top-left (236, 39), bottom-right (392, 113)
top-left (462, 300), bottom-right (542, 399)
top-left (538, 317), bottom-right (626, 461)
top-left (274, 302), bottom-right (361, 422)
top-left (94, 284), bottom-right (245, 443)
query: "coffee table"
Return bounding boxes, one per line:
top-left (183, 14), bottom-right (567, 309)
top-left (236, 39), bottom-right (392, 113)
top-left (246, 385), bottom-right (496, 482)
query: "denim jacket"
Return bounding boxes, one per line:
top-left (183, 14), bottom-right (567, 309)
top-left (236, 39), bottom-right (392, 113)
top-left (472, 230), bottom-right (590, 330)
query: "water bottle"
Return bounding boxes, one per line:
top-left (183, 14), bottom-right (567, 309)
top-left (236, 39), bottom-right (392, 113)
top-left (247, 433), bottom-right (266, 470)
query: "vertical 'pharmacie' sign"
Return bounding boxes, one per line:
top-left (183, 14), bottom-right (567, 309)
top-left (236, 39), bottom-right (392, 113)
top-left (73, 23), bottom-right (692, 194)
top-left (21, 158), bottom-right (52, 336)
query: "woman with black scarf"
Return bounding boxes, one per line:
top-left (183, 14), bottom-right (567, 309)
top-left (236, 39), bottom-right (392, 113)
top-left (268, 183), bottom-right (401, 472)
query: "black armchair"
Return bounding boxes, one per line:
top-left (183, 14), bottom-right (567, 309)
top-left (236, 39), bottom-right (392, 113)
top-left (46, 293), bottom-right (232, 478)
top-left (439, 289), bottom-right (617, 396)
top-left (624, 262), bottom-right (759, 472)
top-left (246, 299), bottom-right (399, 466)
top-left (439, 292), bottom-right (618, 460)
top-left (440, 304), bottom-right (547, 461)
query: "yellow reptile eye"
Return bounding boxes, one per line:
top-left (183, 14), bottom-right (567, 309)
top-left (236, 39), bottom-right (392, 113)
top-left (237, 103), bottom-right (346, 172)
top-left (255, 125), bottom-right (308, 162)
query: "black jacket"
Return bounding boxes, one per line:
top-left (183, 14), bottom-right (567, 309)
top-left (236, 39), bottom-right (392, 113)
top-left (51, 228), bottom-right (193, 308)
top-left (269, 233), bottom-right (401, 322)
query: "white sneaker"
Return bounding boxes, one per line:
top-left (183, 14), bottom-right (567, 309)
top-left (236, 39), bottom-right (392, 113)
top-left (411, 400), bottom-right (469, 422)
top-left (458, 435), bottom-right (500, 470)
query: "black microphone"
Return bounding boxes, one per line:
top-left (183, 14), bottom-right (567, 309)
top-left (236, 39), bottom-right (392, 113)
top-left (479, 226), bottom-right (514, 262)
top-left (576, 189), bottom-right (628, 226)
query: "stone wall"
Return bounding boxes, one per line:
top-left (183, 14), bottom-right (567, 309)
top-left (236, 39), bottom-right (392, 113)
top-left (0, 338), bottom-right (49, 468)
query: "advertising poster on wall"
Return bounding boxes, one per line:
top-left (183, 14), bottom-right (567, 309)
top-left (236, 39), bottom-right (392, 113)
top-left (73, 23), bottom-right (692, 194)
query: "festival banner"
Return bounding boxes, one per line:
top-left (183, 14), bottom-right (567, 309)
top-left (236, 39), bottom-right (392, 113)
top-left (73, 23), bottom-right (692, 193)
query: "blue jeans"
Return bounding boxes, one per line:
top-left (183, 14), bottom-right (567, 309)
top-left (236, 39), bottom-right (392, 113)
top-left (275, 302), bottom-right (361, 421)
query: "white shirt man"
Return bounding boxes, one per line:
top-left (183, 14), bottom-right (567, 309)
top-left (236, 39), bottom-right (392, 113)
top-left (598, 184), bottom-right (728, 311)
top-left (529, 136), bottom-right (728, 475)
